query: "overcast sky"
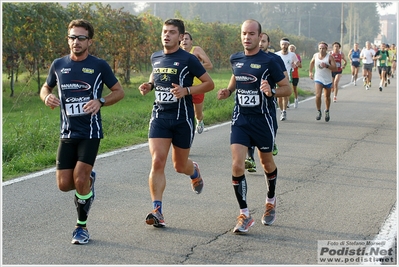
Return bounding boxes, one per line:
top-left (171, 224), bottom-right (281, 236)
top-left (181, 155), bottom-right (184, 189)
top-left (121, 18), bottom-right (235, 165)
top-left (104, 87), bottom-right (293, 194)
top-left (134, 1), bottom-right (397, 15)
top-left (378, 1), bottom-right (397, 15)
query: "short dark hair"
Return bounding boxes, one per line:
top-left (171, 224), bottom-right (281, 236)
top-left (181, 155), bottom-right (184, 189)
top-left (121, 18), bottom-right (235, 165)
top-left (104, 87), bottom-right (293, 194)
top-left (261, 32), bottom-right (270, 42)
top-left (281, 37), bottom-right (290, 42)
top-left (68, 19), bottom-right (94, 39)
top-left (184, 31), bottom-right (193, 40)
top-left (332, 41), bottom-right (341, 48)
top-left (164, 18), bottom-right (185, 35)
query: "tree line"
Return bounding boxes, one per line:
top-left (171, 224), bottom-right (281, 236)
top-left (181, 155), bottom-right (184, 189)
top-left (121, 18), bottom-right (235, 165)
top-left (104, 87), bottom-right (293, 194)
top-left (2, 2), bottom-right (387, 97)
top-left (141, 2), bottom-right (386, 44)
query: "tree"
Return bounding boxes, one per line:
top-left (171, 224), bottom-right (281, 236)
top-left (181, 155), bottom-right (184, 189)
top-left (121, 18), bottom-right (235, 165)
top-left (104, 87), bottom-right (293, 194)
top-left (2, 3), bottom-right (22, 96)
top-left (2, 2), bottom-right (68, 96)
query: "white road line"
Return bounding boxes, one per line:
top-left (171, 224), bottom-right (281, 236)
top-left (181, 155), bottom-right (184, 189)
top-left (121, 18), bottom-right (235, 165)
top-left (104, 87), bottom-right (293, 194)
top-left (361, 202), bottom-right (397, 265)
top-left (2, 124), bottom-right (231, 187)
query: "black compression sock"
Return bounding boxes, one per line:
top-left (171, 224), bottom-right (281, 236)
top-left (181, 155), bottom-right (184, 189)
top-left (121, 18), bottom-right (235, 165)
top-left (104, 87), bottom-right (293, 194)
top-left (265, 168), bottom-right (277, 199)
top-left (232, 174), bottom-right (248, 209)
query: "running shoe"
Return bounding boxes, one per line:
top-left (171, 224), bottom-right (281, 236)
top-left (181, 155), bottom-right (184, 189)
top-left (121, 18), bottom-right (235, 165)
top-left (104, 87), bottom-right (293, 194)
top-left (272, 143), bottom-right (278, 156)
top-left (196, 120), bottom-right (204, 134)
top-left (354, 81), bottom-right (356, 86)
top-left (262, 198), bottom-right (276, 225)
top-left (333, 96), bottom-right (337, 102)
top-left (388, 78), bottom-right (390, 85)
top-left (294, 98), bottom-right (298, 108)
top-left (379, 87), bottom-right (383, 92)
top-left (280, 110), bottom-right (286, 121)
top-left (233, 214), bottom-right (255, 233)
top-left (316, 110), bottom-right (322, 120)
top-left (245, 157), bottom-right (256, 172)
top-left (191, 162), bottom-right (203, 194)
top-left (366, 85), bottom-right (370, 90)
top-left (145, 206), bottom-right (165, 228)
top-left (325, 110), bottom-right (330, 122)
top-left (385, 81), bottom-right (388, 87)
top-left (71, 226), bottom-right (90, 244)
top-left (90, 170), bottom-right (96, 200)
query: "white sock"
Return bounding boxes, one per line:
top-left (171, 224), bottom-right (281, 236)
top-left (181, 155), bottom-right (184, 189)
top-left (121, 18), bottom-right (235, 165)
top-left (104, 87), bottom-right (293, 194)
top-left (240, 208), bottom-right (249, 217)
top-left (266, 196), bottom-right (276, 204)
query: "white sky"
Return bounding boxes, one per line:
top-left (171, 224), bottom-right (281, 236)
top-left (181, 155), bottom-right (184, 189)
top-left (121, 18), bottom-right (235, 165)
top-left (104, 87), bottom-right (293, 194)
top-left (377, 2), bottom-right (398, 15)
top-left (137, 1), bottom-right (397, 15)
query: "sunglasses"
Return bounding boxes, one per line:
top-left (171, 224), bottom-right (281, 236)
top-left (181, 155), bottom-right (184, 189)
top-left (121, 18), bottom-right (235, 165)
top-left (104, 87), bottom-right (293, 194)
top-left (68, 35), bottom-right (89, 41)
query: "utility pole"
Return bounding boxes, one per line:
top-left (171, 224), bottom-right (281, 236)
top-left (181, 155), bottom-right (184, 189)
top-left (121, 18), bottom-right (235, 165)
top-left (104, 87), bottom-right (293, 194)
top-left (340, 3), bottom-right (344, 47)
top-left (299, 18), bottom-right (301, 36)
top-left (348, 4), bottom-right (352, 46)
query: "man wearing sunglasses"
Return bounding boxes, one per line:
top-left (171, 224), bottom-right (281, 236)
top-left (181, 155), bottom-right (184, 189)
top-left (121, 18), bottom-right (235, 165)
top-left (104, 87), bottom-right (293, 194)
top-left (39, 19), bottom-right (124, 244)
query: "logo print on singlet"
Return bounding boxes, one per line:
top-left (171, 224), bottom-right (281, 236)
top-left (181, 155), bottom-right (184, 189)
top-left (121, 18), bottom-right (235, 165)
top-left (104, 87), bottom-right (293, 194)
top-left (235, 73), bottom-right (257, 84)
top-left (82, 68), bottom-right (94, 74)
top-left (161, 74), bottom-right (169, 82)
top-left (61, 80), bottom-right (91, 92)
top-left (61, 68), bottom-right (71, 74)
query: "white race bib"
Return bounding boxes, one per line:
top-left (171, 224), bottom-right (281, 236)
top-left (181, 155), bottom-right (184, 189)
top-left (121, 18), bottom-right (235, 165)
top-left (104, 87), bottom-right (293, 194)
top-left (65, 101), bottom-right (89, 116)
top-left (237, 92), bottom-right (260, 107)
top-left (155, 91), bottom-right (177, 103)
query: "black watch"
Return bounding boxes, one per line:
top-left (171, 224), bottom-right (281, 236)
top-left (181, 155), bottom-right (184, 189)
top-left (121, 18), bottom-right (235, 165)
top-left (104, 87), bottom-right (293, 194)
top-left (99, 97), bottom-right (106, 107)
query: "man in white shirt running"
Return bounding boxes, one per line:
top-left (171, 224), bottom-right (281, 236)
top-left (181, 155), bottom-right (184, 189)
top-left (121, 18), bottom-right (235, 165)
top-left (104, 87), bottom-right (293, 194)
top-left (275, 37), bottom-right (297, 121)
top-left (360, 41), bottom-right (376, 90)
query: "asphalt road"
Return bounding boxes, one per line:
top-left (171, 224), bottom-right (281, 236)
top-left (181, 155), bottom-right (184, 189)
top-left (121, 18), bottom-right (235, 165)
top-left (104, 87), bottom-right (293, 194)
top-left (2, 74), bottom-right (397, 265)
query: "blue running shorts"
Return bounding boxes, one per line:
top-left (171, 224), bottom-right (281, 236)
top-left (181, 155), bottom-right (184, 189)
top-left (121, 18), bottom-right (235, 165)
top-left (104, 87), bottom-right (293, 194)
top-left (149, 117), bottom-right (195, 149)
top-left (230, 114), bottom-right (275, 153)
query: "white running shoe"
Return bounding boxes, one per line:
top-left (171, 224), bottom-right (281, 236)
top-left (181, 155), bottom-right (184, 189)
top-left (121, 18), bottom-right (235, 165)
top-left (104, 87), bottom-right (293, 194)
top-left (280, 111), bottom-right (286, 121)
top-left (196, 120), bottom-right (204, 134)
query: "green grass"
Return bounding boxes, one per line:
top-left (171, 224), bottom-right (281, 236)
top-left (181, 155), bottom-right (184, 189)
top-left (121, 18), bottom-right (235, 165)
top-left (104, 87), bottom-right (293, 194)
top-left (2, 69), bottom-right (314, 181)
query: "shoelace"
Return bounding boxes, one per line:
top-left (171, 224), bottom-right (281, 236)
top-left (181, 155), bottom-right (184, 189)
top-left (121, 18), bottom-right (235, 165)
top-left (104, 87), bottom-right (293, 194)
top-left (192, 177), bottom-right (202, 187)
top-left (264, 203), bottom-right (275, 216)
top-left (237, 214), bottom-right (248, 224)
top-left (152, 206), bottom-right (161, 215)
top-left (74, 227), bottom-right (89, 237)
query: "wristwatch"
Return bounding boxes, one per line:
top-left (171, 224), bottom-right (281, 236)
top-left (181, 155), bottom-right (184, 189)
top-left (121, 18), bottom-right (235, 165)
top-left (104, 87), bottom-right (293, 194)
top-left (99, 97), bottom-right (106, 107)
top-left (271, 88), bottom-right (276, 97)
